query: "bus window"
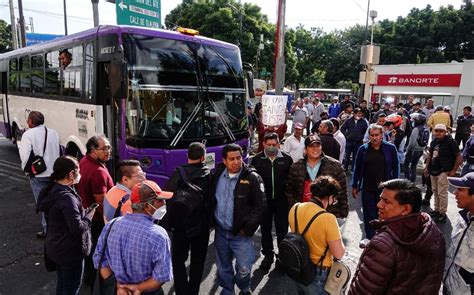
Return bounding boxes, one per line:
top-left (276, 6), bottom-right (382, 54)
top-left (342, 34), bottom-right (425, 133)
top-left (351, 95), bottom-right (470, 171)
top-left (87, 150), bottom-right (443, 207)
top-left (45, 52), bottom-right (60, 95)
top-left (84, 43), bottom-right (94, 100)
top-left (8, 58), bottom-right (19, 93)
top-left (31, 55), bottom-right (44, 94)
top-left (19, 56), bottom-right (31, 93)
top-left (63, 46), bottom-right (83, 98)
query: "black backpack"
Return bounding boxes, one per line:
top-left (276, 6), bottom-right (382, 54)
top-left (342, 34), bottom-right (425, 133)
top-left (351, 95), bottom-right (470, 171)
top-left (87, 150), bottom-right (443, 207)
top-left (278, 204), bottom-right (328, 285)
top-left (416, 126), bottom-right (430, 147)
top-left (167, 167), bottom-right (205, 238)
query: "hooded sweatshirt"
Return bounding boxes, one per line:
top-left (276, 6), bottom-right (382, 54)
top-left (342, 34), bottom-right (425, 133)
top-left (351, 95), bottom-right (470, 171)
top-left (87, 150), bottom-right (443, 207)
top-left (349, 213), bottom-right (445, 294)
top-left (38, 183), bottom-right (92, 265)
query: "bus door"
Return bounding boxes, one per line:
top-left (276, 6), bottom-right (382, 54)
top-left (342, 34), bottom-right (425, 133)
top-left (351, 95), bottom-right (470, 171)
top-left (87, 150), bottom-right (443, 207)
top-left (0, 71), bottom-right (11, 139)
top-left (97, 61), bottom-right (120, 179)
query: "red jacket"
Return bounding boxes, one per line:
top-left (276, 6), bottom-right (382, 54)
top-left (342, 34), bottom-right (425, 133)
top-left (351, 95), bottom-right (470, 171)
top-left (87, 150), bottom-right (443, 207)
top-left (349, 213), bottom-right (445, 295)
top-left (256, 121), bottom-right (287, 152)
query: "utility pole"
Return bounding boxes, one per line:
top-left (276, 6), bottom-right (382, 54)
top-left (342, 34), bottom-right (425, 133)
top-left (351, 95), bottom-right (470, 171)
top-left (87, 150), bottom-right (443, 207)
top-left (363, 0), bottom-right (370, 44)
top-left (273, 0), bottom-right (286, 95)
top-left (92, 0), bottom-right (100, 27)
top-left (17, 0), bottom-right (26, 47)
top-left (8, 0), bottom-right (18, 49)
top-left (63, 0), bottom-right (68, 35)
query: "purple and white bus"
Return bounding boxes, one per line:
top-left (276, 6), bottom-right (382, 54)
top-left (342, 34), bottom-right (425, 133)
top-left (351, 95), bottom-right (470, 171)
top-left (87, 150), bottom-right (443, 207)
top-left (0, 25), bottom-right (251, 186)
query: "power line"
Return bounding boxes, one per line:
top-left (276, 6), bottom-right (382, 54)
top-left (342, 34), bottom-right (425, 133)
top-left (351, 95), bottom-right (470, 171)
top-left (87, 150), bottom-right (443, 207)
top-left (0, 4), bottom-right (93, 24)
top-left (350, 42), bottom-right (474, 57)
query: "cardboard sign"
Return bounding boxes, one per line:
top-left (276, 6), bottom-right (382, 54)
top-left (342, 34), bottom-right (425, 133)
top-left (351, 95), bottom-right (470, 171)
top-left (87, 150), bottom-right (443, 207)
top-left (262, 95), bottom-right (288, 126)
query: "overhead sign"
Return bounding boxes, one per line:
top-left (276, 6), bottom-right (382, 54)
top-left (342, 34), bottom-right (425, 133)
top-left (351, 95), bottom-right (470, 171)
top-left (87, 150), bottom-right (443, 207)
top-left (262, 95), bottom-right (288, 126)
top-left (116, 0), bottom-right (161, 29)
top-left (376, 74), bottom-right (462, 87)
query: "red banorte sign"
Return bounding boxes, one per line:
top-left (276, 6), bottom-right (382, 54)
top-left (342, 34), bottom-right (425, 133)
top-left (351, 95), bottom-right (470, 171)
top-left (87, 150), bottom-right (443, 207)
top-left (376, 74), bottom-right (462, 87)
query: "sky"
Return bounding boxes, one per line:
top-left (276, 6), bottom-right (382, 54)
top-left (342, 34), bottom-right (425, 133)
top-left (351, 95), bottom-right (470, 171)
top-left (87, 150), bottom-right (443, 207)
top-left (0, 0), bottom-right (465, 36)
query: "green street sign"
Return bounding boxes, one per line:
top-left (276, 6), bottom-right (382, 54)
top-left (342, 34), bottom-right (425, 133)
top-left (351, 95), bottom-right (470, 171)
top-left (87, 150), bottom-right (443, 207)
top-left (116, 0), bottom-right (161, 29)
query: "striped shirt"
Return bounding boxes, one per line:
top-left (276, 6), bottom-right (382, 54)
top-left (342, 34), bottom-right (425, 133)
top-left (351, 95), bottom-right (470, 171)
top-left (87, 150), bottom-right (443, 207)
top-left (93, 213), bottom-right (173, 284)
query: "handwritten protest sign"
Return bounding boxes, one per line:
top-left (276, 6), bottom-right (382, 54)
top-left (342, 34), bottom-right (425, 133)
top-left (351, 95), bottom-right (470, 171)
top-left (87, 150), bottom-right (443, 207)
top-left (262, 95), bottom-right (288, 126)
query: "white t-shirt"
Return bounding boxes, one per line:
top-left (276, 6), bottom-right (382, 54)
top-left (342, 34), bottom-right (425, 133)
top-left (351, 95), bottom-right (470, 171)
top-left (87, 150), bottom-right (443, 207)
top-left (293, 106), bottom-right (309, 125)
top-left (333, 130), bottom-right (346, 162)
top-left (282, 134), bottom-right (305, 162)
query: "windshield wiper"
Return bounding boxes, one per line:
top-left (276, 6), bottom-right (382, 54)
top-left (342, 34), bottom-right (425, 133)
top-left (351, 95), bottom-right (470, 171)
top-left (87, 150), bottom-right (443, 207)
top-left (170, 100), bottom-right (203, 147)
top-left (208, 99), bottom-right (236, 141)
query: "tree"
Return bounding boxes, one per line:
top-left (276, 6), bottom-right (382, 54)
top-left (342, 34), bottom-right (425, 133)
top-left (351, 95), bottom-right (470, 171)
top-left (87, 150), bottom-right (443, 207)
top-left (0, 19), bottom-right (12, 53)
top-left (165, 0), bottom-right (274, 80)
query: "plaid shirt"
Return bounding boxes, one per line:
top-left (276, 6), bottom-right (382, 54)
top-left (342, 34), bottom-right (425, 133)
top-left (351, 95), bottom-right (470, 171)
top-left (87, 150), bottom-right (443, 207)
top-left (93, 213), bottom-right (173, 284)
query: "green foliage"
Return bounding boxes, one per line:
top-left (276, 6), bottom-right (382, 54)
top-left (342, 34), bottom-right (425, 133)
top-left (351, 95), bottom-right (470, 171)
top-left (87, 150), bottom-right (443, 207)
top-left (0, 19), bottom-right (12, 53)
top-left (165, 2), bottom-right (474, 89)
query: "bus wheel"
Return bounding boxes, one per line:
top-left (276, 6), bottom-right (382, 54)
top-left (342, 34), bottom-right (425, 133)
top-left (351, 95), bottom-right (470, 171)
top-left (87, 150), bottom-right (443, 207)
top-left (65, 144), bottom-right (83, 160)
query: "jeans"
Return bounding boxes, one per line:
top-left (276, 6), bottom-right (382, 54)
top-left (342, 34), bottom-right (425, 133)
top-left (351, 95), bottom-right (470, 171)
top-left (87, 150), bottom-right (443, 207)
top-left (30, 176), bottom-right (50, 232)
top-left (404, 150), bottom-right (424, 182)
top-left (261, 199), bottom-right (289, 257)
top-left (344, 142), bottom-right (361, 171)
top-left (215, 226), bottom-right (255, 295)
top-left (84, 218), bottom-right (104, 289)
top-left (172, 226), bottom-right (210, 295)
top-left (294, 266), bottom-right (330, 295)
top-left (361, 189), bottom-right (381, 239)
top-left (56, 260), bottom-right (84, 295)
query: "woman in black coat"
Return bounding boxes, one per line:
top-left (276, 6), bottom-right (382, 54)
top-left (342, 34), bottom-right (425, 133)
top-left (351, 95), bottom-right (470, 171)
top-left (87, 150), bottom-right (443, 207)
top-left (38, 156), bottom-right (95, 295)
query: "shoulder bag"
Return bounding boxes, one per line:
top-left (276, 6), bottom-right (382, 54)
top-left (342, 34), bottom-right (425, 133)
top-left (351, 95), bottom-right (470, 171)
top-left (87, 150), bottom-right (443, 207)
top-left (93, 219), bottom-right (118, 295)
top-left (24, 126), bottom-right (48, 176)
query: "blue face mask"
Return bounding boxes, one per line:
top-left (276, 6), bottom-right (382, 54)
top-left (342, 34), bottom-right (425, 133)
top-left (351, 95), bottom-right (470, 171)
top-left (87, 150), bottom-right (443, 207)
top-left (264, 146), bottom-right (279, 157)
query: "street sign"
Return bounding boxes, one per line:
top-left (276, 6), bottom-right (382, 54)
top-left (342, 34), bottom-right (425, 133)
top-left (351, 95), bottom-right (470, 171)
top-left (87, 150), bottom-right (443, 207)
top-left (116, 0), bottom-right (161, 29)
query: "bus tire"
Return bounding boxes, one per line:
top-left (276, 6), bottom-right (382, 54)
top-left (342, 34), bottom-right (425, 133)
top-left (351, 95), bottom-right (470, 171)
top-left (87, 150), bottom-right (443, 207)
top-left (65, 144), bottom-right (83, 160)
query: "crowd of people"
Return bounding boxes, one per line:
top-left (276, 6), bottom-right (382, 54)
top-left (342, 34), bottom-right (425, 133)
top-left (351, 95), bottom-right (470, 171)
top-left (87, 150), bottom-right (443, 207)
top-left (18, 103), bottom-right (474, 294)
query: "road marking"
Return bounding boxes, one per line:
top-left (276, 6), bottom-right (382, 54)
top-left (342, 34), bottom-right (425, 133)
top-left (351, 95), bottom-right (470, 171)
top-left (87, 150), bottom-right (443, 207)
top-left (0, 160), bottom-right (22, 171)
top-left (0, 172), bottom-right (28, 183)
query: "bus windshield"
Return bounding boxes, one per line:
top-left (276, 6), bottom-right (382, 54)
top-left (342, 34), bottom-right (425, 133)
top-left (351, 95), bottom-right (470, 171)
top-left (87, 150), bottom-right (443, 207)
top-left (122, 34), bottom-right (247, 143)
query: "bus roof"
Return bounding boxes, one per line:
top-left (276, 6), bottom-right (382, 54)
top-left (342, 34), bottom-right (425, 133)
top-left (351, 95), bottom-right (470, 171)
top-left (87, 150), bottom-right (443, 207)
top-left (0, 25), bottom-right (239, 60)
top-left (298, 88), bottom-right (352, 93)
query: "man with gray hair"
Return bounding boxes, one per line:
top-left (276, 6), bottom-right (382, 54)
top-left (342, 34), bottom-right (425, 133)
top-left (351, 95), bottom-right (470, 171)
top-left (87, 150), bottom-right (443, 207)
top-left (318, 119), bottom-right (341, 160)
top-left (19, 111), bottom-right (60, 239)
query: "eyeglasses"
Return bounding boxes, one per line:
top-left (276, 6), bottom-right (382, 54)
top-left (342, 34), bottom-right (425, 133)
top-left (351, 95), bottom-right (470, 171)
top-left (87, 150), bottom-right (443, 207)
top-left (131, 172), bottom-right (146, 179)
top-left (95, 146), bottom-right (112, 152)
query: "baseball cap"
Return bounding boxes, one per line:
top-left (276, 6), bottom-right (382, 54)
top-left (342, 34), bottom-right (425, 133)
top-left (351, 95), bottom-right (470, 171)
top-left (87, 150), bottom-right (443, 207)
top-left (448, 172), bottom-right (474, 190)
top-left (305, 134), bottom-right (322, 147)
top-left (294, 123), bottom-right (304, 130)
top-left (131, 180), bottom-right (173, 204)
top-left (434, 124), bottom-right (447, 131)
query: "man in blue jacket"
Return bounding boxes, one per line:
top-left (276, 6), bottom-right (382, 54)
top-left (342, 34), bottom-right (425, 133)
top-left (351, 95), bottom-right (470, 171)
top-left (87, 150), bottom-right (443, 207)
top-left (341, 108), bottom-right (369, 172)
top-left (352, 125), bottom-right (399, 244)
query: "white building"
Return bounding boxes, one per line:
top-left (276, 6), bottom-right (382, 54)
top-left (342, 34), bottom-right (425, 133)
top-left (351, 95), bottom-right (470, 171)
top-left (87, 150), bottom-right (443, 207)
top-left (370, 60), bottom-right (474, 117)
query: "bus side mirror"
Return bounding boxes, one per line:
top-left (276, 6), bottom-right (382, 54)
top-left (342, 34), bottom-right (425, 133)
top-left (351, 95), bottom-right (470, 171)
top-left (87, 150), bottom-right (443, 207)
top-left (109, 60), bottom-right (128, 99)
top-left (0, 72), bottom-right (6, 94)
top-left (246, 71), bottom-right (255, 99)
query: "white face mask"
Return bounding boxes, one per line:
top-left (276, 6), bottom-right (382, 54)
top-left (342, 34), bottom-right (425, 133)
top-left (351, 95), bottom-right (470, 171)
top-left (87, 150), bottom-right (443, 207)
top-left (73, 173), bottom-right (81, 185)
top-left (149, 203), bottom-right (167, 221)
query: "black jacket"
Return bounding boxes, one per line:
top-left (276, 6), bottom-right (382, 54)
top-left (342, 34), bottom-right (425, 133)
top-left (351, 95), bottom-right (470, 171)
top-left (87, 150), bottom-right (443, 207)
top-left (38, 183), bottom-right (92, 266)
top-left (319, 133), bottom-right (341, 160)
top-left (456, 114), bottom-right (474, 135)
top-left (249, 151), bottom-right (293, 203)
top-left (211, 163), bottom-right (266, 237)
top-left (164, 162), bottom-right (213, 231)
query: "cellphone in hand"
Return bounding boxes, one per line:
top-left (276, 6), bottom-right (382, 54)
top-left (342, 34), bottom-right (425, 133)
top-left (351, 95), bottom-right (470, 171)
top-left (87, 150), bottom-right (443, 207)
top-left (88, 203), bottom-right (99, 211)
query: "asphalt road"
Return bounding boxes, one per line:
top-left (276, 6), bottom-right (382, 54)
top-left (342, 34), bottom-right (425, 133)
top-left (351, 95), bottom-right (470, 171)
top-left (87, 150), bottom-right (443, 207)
top-left (0, 136), bottom-right (462, 294)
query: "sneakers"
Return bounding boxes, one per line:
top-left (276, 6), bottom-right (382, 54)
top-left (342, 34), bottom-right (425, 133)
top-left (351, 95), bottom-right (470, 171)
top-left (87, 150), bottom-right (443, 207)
top-left (434, 213), bottom-right (447, 223)
top-left (36, 230), bottom-right (47, 239)
top-left (359, 238), bottom-right (370, 249)
top-left (421, 198), bottom-right (430, 206)
top-left (260, 255), bottom-right (274, 270)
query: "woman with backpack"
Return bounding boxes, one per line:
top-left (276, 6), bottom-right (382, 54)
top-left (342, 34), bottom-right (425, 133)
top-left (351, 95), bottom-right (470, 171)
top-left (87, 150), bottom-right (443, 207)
top-left (37, 156), bottom-right (95, 295)
top-left (404, 113), bottom-right (428, 183)
top-left (286, 176), bottom-right (346, 294)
